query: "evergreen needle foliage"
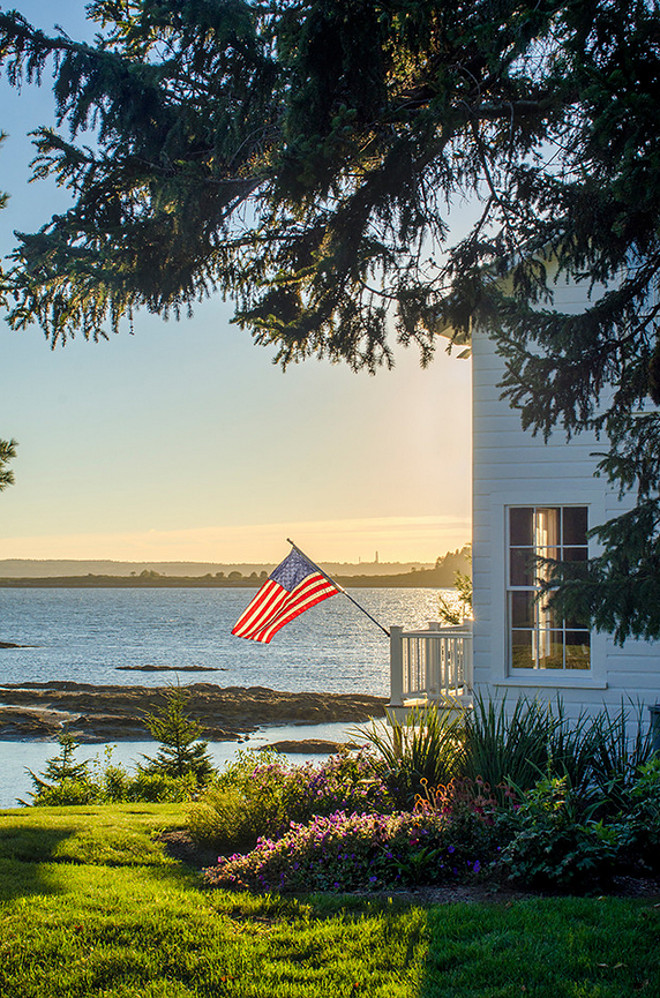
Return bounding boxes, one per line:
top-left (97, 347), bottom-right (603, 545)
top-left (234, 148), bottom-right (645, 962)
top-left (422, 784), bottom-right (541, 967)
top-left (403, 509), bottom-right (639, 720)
top-left (1, 1), bottom-right (660, 638)
top-left (0, 436), bottom-right (17, 492)
top-left (26, 731), bottom-right (90, 797)
top-left (141, 684), bottom-right (216, 782)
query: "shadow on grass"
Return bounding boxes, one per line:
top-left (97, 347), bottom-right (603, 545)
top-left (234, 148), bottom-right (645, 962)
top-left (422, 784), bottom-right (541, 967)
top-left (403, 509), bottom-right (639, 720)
top-left (0, 823), bottom-right (75, 901)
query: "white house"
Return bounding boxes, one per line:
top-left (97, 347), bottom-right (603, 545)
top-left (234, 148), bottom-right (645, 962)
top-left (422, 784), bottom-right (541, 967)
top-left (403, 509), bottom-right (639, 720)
top-left (389, 285), bottom-right (660, 727)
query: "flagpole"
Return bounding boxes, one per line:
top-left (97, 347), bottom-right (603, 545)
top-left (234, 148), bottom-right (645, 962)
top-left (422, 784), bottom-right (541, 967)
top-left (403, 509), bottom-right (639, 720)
top-left (286, 539), bottom-right (391, 638)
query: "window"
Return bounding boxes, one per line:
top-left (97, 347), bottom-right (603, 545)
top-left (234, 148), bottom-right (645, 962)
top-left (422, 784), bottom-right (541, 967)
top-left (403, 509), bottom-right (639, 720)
top-left (508, 506), bottom-right (590, 671)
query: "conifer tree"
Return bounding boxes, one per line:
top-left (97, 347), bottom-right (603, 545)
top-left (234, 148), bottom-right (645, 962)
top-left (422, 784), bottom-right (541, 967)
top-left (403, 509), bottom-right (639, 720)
top-left (141, 685), bottom-right (215, 782)
top-left (0, 2), bottom-right (659, 640)
top-left (27, 731), bottom-right (90, 795)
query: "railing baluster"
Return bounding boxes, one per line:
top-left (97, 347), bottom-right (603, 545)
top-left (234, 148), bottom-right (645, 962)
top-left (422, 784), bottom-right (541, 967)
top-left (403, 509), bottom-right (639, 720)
top-left (389, 623), bottom-right (473, 707)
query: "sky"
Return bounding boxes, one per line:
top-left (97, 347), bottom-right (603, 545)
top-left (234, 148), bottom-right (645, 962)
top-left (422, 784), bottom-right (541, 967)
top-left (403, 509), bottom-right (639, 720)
top-left (0, 1), bottom-right (472, 566)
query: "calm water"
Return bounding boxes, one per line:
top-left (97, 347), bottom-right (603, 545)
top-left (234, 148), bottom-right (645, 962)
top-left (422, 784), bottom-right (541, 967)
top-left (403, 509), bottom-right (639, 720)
top-left (0, 587), bottom-right (445, 694)
top-left (0, 587), bottom-right (447, 806)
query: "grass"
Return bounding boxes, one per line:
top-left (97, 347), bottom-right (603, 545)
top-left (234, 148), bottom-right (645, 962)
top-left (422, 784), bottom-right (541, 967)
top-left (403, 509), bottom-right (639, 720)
top-left (0, 804), bottom-right (658, 997)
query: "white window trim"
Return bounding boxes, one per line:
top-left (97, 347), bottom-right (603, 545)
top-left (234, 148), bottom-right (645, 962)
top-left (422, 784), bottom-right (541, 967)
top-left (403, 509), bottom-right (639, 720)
top-left (483, 491), bottom-right (608, 689)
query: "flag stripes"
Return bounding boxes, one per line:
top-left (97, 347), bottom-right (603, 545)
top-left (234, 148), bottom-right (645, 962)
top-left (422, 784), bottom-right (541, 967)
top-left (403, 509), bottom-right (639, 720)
top-left (231, 561), bottom-right (339, 644)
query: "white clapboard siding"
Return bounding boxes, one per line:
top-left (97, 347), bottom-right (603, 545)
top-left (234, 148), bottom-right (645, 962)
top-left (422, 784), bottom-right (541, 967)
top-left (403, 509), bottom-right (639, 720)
top-left (472, 307), bottom-right (660, 723)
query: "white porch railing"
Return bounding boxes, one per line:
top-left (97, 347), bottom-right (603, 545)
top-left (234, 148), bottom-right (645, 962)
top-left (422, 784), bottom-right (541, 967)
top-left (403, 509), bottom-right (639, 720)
top-left (389, 622), bottom-right (473, 707)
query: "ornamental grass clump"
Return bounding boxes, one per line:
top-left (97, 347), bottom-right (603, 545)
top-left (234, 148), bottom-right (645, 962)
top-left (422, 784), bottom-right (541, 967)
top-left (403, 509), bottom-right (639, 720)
top-left (358, 705), bottom-right (465, 807)
top-left (361, 695), bottom-right (655, 813)
top-left (204, 808), bottom-right (490, 893)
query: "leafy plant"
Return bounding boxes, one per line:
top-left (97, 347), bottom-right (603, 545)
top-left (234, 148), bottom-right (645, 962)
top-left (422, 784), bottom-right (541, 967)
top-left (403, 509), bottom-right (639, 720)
top-left (500, 775), bottom-right (629, 890)
top-left (205, 809), bottom-right (489, 893)
top-left (586, 701), bottom-right (654, 809)
top-left (622, 755), bottom-right (660, 873)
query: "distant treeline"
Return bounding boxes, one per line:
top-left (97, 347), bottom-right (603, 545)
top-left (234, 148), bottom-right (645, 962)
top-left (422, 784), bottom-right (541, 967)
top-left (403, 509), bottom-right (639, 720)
top-left (0, 547), bottom-right (470, 589)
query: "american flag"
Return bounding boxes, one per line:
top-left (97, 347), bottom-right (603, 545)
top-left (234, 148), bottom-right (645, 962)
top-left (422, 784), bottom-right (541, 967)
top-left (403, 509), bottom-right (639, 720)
top-left (231, 546), bottom-right (339, 643)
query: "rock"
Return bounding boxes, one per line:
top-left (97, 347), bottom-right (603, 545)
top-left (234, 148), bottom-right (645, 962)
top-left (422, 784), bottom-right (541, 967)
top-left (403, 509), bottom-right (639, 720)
top-left (0, 705), bottom-right (75, 739)
top-left (115, 665), bottom-right (223, 672)
top-left (0, 682), bottom-right (387, 743)
top-left (259, 739), bottom-right (362, 754)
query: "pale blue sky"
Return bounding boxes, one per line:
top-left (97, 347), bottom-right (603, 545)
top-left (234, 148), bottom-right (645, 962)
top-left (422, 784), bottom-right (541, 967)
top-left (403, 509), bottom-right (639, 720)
top-left (0, 1), bottom-right (471, 564)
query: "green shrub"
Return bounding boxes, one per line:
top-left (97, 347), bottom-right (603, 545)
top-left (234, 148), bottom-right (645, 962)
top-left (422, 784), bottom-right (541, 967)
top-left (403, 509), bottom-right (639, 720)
top-left (623, 755), bottom-right (660, 872)
top-left (102, 764), bottom-right (132, 802)
top-left (187, 785), bottom-right (251, 852)
top-left (499, 775), bottom-right (629, 890)
top-left (31, 777), bottom-right (100, 807)
top-left (189, 748), bottom-right (392, 852)
top-left (26, 736), bottom-right (201, 806)
top-left (126, 770), bottom-right (198, 803)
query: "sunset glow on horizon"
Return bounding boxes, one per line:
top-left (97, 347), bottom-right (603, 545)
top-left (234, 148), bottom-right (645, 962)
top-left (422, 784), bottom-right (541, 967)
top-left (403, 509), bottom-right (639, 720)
top-left (0, 513), bottom-right (471, 565)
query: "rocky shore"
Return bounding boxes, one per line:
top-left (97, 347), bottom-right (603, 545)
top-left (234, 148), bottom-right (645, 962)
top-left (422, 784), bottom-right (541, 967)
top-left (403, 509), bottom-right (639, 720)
top-left (0, 682), bottom-right (387, 743)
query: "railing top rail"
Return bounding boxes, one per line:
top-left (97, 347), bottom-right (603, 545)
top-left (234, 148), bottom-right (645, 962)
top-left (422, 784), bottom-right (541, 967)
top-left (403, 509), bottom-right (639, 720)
top-left (398, 628), bottom-right (473, 639)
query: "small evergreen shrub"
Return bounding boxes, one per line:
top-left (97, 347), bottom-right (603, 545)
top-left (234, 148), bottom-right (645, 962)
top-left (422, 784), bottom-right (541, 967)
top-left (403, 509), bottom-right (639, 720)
top-left (140, 685), bottom-right (216, 782)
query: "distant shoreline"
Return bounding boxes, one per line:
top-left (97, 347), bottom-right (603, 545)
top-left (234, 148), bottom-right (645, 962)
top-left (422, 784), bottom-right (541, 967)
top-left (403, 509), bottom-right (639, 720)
top-left (0, 569), bottom-right (457, 589)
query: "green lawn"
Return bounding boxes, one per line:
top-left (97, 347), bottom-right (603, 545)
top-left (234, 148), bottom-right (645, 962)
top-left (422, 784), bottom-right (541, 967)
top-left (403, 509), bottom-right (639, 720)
top-left (0, 804), bottom-right (658, 997)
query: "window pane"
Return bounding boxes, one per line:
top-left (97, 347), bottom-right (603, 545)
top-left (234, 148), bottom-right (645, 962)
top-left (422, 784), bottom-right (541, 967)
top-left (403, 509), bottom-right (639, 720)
top-left (565, 631), bottom-right (591, 670)
top-left (511, 592), bottom-right (536, 628)
top-left (511, 630), bottom-right (534, 669)
top-left (535, 546), bottom-right (560, 584)
top-left (510, 507), bottom-right (533, 546)
top-left (563, 547), bottom-right (588, 582)
top-left (538, 630), bottom-right (564, 669)
top-left (537, 599), bottom-right (560, 631)
top-left (536, 508), bottom-right (561, 548)
top-left (563, 507), bottom-right (588, 546)
top-left (564, 547), bottom-right (588, 562)
top-left (510, 548), bottom-right (535, 586)
top-left (565, 609), bottom-right (590, 629)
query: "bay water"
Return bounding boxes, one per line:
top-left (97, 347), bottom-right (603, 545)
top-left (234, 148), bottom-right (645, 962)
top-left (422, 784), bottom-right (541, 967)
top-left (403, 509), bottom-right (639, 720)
top-left (0, 586), bottom-right (447, 806)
